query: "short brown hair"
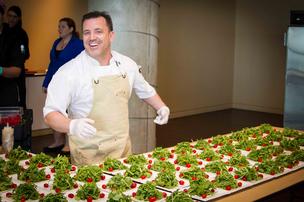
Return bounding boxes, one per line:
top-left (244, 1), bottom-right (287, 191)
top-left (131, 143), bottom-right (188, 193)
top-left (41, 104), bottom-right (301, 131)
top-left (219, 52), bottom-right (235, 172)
top-left (82, 11), bottom-right (113, 31)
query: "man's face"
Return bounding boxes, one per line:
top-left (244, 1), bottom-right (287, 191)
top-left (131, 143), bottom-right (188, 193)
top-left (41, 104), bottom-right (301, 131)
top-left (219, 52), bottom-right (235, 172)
top-left (82, 16), bottom-right (114, 61)
top-left (7, 10), bottom-right (19, 28)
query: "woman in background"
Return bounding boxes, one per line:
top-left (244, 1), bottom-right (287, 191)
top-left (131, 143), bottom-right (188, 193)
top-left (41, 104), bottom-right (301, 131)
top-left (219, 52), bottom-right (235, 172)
top-left (43, 17), bottom-right (84, 155)
top-left (7, 5), bottom-right (30, 108)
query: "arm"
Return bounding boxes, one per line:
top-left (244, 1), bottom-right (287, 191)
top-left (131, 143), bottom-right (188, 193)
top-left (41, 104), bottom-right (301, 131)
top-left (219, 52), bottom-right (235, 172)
top-left (143, 93), bottom-right (170, 125)
top-left (1, 66), bottom-right (21, 78)
top-left (44, 111), bottom-right (70, 133)
top-left (143, 93), bottom-right (167, 111)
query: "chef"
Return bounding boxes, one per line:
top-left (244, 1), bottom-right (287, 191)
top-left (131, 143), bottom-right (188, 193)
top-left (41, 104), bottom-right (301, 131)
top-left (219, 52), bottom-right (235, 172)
top-left (43, 11), bottom-right (170, 165)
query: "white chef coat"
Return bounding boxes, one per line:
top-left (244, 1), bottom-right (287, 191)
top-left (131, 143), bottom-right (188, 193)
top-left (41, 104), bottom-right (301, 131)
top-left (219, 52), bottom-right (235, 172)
top-left (43, 50), bottom-right (156, 119)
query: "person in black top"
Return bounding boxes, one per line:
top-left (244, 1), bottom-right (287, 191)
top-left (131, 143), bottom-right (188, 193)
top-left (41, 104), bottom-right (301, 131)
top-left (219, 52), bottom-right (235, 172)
top-left (0, 6), bottom-right (24, 106)
top-left (7, 5), bottom-right (30, 108)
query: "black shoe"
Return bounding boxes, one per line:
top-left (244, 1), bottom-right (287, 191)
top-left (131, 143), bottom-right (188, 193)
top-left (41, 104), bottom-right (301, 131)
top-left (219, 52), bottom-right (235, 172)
top-left (43, 144), bottom-right (64, 153)
top-left (60, 150), bottom-right (70, 156)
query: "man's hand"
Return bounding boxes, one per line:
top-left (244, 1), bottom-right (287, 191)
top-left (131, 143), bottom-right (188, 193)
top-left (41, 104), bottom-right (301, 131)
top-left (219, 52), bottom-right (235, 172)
top-left (69, 118), bottom-right (96, 138)
top-left (154, 106), bottom-right (170, 125)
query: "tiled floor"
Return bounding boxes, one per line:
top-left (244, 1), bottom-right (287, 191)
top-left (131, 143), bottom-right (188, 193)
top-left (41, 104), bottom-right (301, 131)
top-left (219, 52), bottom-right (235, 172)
top-left (30, 108), bottom-right (303, 202)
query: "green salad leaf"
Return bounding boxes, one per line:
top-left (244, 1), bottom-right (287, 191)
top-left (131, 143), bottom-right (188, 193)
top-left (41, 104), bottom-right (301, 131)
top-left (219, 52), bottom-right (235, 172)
top-left (29, 152), bottom-right (52, 167)
top-left (18, 164), bottom-right (46, 182)
top-left (228, 153), bottom-right (249, 168)
top-left (107, 173), bottom-right (133, 192)
top-left (175, 142), bottom-right (192, 154)
top-left (152, 147), bottom-right (171, 159)
top-left (135, 181), bottom-right (163, 201)
top-left (176, 153), bottom-right (198, 167)
top-left (205, 161), bottom-right (227, 173)
top-left (180, 166), bottom-right (206, 180)
top-left (125, 154), bottom-right (147, 165)
top-left (166, 190), bottom-right (193, 202)
top-left (124, 164), bottom-right (152, 179)
top-left (235, 166), bottom-right (262, 181)
top-left (154, 170), bottom-right (178, 188)
top-left (39, 193), bottom-right (67, 202)
top-left (188, 177), bottom-right (216, 196)
top-left (193, 139), bottom-right (211, 150)
top-left (12, 183), bottom-right (39, 201)
top-left (255, 160), bottom-right (284, 175)
top-left (0, 169), bottom-right (12, 191)
top-left (214, 172), bottom-right (238, 189)
top-left (102, 158), bottom-right (127, 171)
top-left (52, 154), bottom-right (71, 171)
top-left (8, 146), bottom-right (28, 161)
top-left (107, 191), bottom-right (132, 202)
top-left (280, 139), bottom-right (300, 151)
top-left (53, 170), bottom-right (74, 191)
top-left (74, 165), bottom-right (103, 182)
top-left (76, 182), bottom-right (100, 200)
top-left (151, 160), bottom-right (175, 172)
top-left (198, 149), bottom-right (220, 161)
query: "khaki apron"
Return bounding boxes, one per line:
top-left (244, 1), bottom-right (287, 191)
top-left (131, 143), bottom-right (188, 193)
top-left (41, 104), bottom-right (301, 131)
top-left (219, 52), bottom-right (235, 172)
top-left (69, 73), bottom-right (132, 166)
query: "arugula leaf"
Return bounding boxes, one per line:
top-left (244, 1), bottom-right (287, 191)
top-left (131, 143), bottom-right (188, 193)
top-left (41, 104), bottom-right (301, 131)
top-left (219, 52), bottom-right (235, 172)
top-left (235, 166), bottom-right (262, 181)
top-left (107, 173), bottom-right (133, 192)
top-left (175, 142), bottom-right (192, 154)
top-left (8, 146), bottom-right (28, 161)
top-left (18, 164), bottom-right (46, 182)
top-left (193, 139), bottom-right (211, 150)
top-left (291, 150), bottom-right (304, 161)
top-left (255, 160), bottom-right (284, 175)
top-left (53, 170), bottom-right (74, 191)
top-left (176, 153), bottom-right (198, 166)
top-left (151, 160), bottom-right (175, 172)
top-left (39, 193), bottom-right (67, 202)
top-left (12, 183), bottom-right (39, 201)
top-left (166, 190), bottom-right (193, 202)
top-left (135, 182), bottom-right (162, 201)
top-left (189, 177), bottom-right (216, 196)
top-left (198, 149), bottom-right (220, 161)
top-left (154, 170), bottom-right (178, 188)
top-left (205, 161), bottom-right (227, 173)
top-left (107, 191), bottom-right (132, 202)
top-left (102, 158), bottom-right (127, 171)
top-left (52, 154), bottom-right (71, 171)
top-left (74, 165), bottom-right (103, 182)
top-left (124, 164), bottom-right (152, 179)
top-left (29, 152), bottom-right (52, 167)
top-left (180, 166), bottom-right (207, 180)
top-left (0, 169), bottom-right (12, 191)
top-left (76, 182), bottom-right (100, 200)
top-left (214, 172), bottom-right (238, 189)
top-left (228, 153), bottom-right (249, 167)
top-left (125, 154), bottom-right (147, 165)
top-left (152, 147), bottom-right (171, 159)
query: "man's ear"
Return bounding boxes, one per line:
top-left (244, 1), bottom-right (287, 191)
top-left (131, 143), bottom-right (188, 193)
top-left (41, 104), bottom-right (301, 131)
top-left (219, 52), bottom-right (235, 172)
top-left (110, 31), bottom-right (115, 42)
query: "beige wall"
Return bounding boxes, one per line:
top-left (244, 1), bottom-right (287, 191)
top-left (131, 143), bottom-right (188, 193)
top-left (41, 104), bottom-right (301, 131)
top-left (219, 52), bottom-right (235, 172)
top-left (159, 0), bottom-right (304, 117)
top-left (4, 0), bottom-right (304, 121)
top-left (5, 0), bottom-right (88, 72)
top-left (233, 0), bottom-right (304, 114)
top-left (158, 0), bottom-right (235, 117)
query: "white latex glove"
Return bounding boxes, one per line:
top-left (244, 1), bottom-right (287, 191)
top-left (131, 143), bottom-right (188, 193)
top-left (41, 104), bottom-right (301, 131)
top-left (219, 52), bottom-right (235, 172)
top-left (69, 118), bottom-right (96, 139)
top-left (154, 106), bottom-right (170, 125)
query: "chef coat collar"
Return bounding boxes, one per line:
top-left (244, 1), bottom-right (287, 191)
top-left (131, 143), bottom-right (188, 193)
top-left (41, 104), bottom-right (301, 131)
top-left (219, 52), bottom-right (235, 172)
top-left (85, 50), bottom-right (121, 67)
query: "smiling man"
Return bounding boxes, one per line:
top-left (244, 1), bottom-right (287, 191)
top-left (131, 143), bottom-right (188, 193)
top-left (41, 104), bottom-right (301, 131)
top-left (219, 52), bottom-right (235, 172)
top-left (43, 11), bottom-right (170, 165)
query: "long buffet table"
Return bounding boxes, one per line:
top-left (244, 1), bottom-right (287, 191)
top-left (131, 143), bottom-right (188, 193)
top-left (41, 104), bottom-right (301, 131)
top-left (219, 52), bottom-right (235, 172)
top-left (0, 125), bottom-right (303, 201)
